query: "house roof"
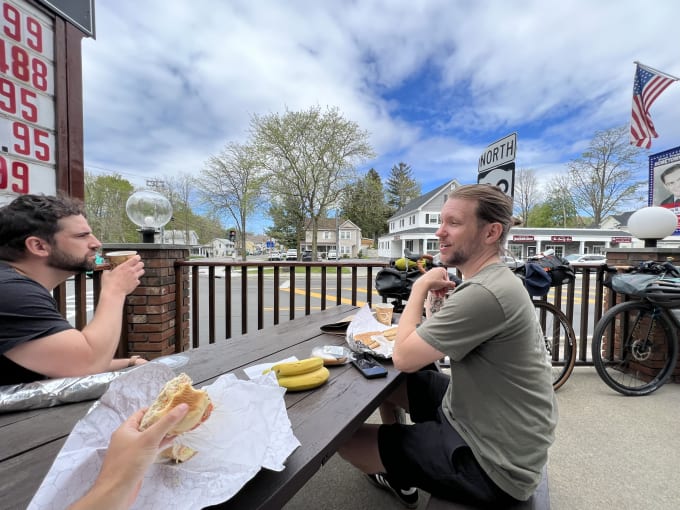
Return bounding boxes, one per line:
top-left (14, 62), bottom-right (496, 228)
top-left (390, 179), bottom-right (459, 219)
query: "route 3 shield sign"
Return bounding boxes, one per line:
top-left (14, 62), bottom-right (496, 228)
top-left (477, 162), bottom-right (515, 197)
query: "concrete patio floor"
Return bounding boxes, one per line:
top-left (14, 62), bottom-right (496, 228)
top-left (283, 367), bottom-right (680, 510)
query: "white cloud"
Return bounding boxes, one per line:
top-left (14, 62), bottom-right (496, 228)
top-left (80, 0), bottom-right (680, 230)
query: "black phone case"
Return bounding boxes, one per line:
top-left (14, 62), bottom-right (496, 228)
top-left (351, 353), bottom-right (388, 379)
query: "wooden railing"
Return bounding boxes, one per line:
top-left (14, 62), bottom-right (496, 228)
top-left (55, 261), bottom-right (610, 364)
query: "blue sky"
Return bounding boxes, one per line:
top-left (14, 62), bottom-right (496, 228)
top-left (81, 0), bottom-right (680, 233)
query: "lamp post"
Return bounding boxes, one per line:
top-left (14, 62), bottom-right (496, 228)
top-left (125, 190), bottom-right (173, 243)
top-left (627, 206), bottom-right (677, 248)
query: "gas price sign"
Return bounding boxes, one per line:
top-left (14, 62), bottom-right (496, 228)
top-left (0, 0), bottom-right (56, 205)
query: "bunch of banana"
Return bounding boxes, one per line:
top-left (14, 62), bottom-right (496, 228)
top-left (264, 357), bottom-right (330, 391)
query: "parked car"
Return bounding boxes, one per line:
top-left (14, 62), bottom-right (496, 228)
top-left (301, 250), bottom-right (313, 261)
top-left (268, 251), bottom-right (282, 261)
top-left (327, 250), bottom-right (338, 260)
top-left (285, 249), bottom-right (298, 261)
top-left (564, 253), bottom-right (607, 272)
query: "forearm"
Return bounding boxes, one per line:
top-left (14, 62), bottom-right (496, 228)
top-left (68, 480), bottom-right (135, 510)
top-left (395, 279), bottom-right (429, 342)
top-left (79, 289), bottom-right (127, 371)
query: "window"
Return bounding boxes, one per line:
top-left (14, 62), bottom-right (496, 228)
top-left (425, 213), bottom-right (440, 224)
top-left (322, 231), bottom-right (332, 240)
top-left (399, 219), bottom-right (405, 227)
top-left (405, 240), bottom-right (414, 252)
top-left (340, 230), bottom-right (351, 240)
top-left (426, 239), bottom-right (439, 251)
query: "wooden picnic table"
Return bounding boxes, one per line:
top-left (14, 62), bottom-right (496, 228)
top-left (0, 304), bottom-right (405, 510)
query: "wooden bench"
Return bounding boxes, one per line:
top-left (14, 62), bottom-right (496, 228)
top-left (426, 465), bottom-right (550, 510)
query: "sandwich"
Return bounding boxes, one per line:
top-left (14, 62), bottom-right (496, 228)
top-left (139, 373), bottom-right (214, 462)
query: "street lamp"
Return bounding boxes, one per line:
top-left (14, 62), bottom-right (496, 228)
top-left (125, 190), bottom-right (173, 243)
top-left (627, 206), bottom-right (677, 248)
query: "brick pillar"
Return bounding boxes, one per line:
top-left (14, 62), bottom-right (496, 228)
top-left (103, 243), bottom-right (190, 360)
top-left (606, 247), bottom-right (680, 382)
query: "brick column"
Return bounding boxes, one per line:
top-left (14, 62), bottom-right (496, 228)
top-left (606, 247), bottom-right (680, 382)
top-left (103, 243), bottom-right (190, 360)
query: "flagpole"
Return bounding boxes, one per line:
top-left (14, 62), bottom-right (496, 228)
top-left (634, 61), bottom-right (680, 81)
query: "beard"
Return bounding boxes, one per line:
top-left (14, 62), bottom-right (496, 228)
top-left (47, 247), bottom-right (95, 273)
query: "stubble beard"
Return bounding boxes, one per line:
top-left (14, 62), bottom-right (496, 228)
top-left (47, 247), bottom-right (94, 273)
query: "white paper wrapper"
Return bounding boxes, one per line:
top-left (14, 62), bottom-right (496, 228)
top-left (28, 363), bottom-right (300, 510)
top-left (346, 304), bottom-right (394, 358)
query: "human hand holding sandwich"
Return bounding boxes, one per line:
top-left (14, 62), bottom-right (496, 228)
top-left (69, 373), bottom-right (213, 510)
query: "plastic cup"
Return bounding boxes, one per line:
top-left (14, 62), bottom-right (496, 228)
top-left (106, 250), bottom-right (137, 268)
top-left (373, 303), bottom-right (394, 326)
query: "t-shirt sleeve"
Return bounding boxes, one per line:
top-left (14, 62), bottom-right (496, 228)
top-left (0, 277), bottom-right (74, 355)
top-left (417, 283), bottom-right (507, 361)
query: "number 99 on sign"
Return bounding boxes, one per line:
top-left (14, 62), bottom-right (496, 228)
top-left (0, 155), bottom-right (28, 193)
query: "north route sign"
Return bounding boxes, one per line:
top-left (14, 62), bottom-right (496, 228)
top-left (477, 133), bottom-right (517, 197)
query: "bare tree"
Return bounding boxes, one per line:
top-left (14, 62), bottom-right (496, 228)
top-left (513, 168), bottom-right (541, 226)
top-left (567, 126), bottom-right (645, 225)
top-left (197, 142), bottom-right (266, 259)
top-left (251, 106), bottom-right (374, 257)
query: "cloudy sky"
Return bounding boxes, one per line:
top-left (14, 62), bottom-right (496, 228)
top-left (81, 0), bottom-right (680, 232)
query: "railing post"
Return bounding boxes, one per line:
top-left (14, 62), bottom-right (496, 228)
top-left (103, 243), bottom-right (190, 359)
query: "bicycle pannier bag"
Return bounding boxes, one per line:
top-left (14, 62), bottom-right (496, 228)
top-left (607, 273), bottom-right (659, 297)
top-left (375, 267), bottom-right (422, 300)
top-left (534, 254), bottom-right (575, 287)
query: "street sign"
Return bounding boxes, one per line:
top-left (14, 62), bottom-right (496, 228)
top-left (478, 132), bottom-right (517, 174)
top-left (478, 162), bottom-right (515, 196)
top-left (477, 133), bottom-right (517, 198)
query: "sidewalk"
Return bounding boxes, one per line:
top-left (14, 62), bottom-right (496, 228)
top-left (284, 367), bottom-right (680, 510)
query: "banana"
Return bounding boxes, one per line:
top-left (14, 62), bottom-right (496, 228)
top-left (276, 366), bottom-right (330, 391)
top-left (269, 357), bottom-right (324, 377)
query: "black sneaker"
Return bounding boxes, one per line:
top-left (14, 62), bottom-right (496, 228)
top-left (367, 472), bottom-right (419, 509)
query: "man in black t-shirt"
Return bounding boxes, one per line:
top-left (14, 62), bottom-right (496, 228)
top-left (0, 194), bottom-right (147, 386)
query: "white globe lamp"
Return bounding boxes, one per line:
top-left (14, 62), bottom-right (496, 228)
top-left (627, 206), bottom-right (677, 248)
top-left (125, 190), bottom-right (173, 243)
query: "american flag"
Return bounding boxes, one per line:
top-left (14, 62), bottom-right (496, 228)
top-left (630, 63), bottom-right (677, 149)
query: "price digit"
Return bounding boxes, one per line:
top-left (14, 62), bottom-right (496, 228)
top-left (0, 156), bottom-right (7, 189)
top-left (31, 57), bottom-right (48, 91)
top-left (2, 3), bottom-right (21, 42)
top-left (12, 160), bottom-right (29, 192)
top-left (19, 87), bottom-right (37, 122)
top-left (0, 39), bottom-right (8, 73)
top-left (26, 17), bottom-right (42, 53)
top-left (34, 128), bottom-right (50, 161)
top-left (0, 77), bottom-right (16, 114)
top-left (11, 45), bottom-right (30, 82)
top-left (12, 121), bottom-right (30, 155)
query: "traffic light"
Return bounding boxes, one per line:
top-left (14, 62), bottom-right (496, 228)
top-left (229, 230), bottom-right (236, 242)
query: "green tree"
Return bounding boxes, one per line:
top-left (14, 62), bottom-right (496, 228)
top-left (567, 126), bottom-right (645, 225)
top-left (385, 162), bottom-right (420, 213)
top-left (197, 142), bottom-right (266, 259)
top-left (341, 168), bottom-right (389, 243)
top-left (265, 196), bottom-right (306, 253)
top-left (84, 172), bottom-right (137, 242)
top-left (251, 105), bottom-right (374, 257)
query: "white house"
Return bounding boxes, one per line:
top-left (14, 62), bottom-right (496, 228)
top-left (211, 238), bottom-right (235, 258)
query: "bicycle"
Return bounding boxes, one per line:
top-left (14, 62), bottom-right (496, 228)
top-left (591, 261), bottom-right (680, 396)
top-left (511, 252), bottom-right (578, 390)
top-left (533, 298), bottom-right (577, 391)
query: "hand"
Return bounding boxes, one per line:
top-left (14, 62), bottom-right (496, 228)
top-left (70, 404), bottom-right (189, 510)
top-left (101, 256), bottom-right (145, 296)
top-left (415, 267), bottom-right (457, 295)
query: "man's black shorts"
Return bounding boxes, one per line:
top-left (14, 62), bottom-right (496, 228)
top-left (377, 370), bottom-right (520, 506)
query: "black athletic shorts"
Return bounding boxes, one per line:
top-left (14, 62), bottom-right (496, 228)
top-left (377, 370), bottom-right (521, 507)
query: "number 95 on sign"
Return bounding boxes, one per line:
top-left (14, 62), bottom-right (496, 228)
top-left (0, 117), bottom-right (54, 163)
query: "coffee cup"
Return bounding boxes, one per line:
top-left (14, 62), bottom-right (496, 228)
top-left (373, 303), bottom-right (394, 326)
top-left (106, 250), bottom-right (137, 268)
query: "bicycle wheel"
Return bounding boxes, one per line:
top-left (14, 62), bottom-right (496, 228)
top-left (591, 300), bottom-right (678, 396)
top-left (534, 301), bottom-right (577, 390)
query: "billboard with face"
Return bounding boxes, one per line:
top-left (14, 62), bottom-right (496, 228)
top-left (649, 145), bottom-right (680, 235)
